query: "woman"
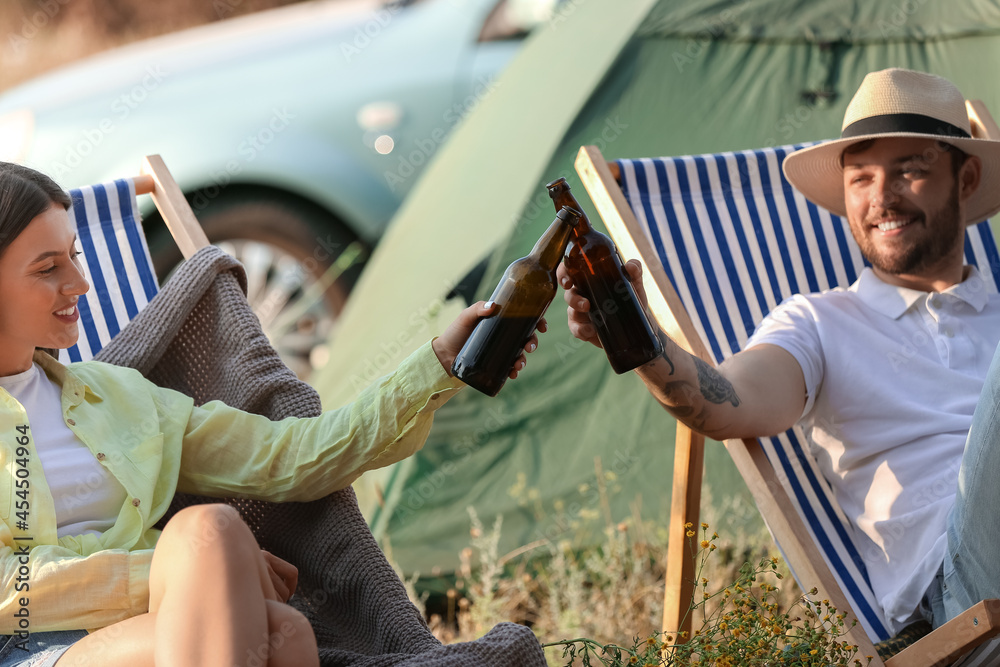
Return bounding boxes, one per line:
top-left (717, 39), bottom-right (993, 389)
top-left (0, 162), bottom-right (543, 666)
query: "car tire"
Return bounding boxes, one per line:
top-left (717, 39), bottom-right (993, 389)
top-left (146, 190), bottom-right (368, 379)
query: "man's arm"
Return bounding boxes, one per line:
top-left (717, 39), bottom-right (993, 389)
top-left (559, 260), bottom-right (807, 441)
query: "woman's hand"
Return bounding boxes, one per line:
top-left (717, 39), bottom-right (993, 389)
top-left (261, 550), bottom-right (298, 602)
top-left (432, 301), bottom-right (546, 379)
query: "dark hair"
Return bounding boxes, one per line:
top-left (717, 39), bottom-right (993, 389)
top-left (0, 162), bottom-right (71, 259)
top-left (0, 164), bottom-right (72, 359)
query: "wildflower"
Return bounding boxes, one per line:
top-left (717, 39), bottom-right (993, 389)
top-left (629, 657), bottom-right (638, 664)
top-left (700, 540), bottom-right (710, 549)
top-left (701, 522), bottom-right (708, 529)
top-left (686, 530), bottom-right (695, 537)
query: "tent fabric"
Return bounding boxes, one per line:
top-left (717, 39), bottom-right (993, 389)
top-left (639, 0), bottom-right (1000, 42)
top-left (313, 0), bottom-right (1000, 588)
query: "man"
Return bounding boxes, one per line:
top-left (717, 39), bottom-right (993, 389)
top-left (560, 68), bottom-right (1000, 636)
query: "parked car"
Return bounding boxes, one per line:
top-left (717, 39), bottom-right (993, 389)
top-left (0, 0), bottom-right (553, 377)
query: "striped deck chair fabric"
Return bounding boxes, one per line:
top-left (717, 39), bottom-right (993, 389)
top-left (614, 144), bottom-right (1000, 657)
top-left (59, 178), bottom-right (160, 364)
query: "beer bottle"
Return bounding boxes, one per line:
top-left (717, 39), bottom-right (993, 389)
top-left (452, 206), bottom-right (580, 396)
top-left (546, 177), bottom-right (662, 373)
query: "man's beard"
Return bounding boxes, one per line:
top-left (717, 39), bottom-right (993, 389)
top-left (853, 185), bottom-right (964, 276)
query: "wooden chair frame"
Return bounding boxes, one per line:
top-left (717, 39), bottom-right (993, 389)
top-left (136, 154), bottom-right (210, 259)
top-left (572, 99), bottom-right (1000, 666)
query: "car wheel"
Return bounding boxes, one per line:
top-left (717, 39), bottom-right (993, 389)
top-left (147, 192), bottom-right (368, 380)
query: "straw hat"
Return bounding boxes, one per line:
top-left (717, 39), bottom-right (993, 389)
top-left (782, 68), bottom-right (1000, 225)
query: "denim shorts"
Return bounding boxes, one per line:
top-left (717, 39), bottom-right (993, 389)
top-left (0, 631), bottom-right (88, 667)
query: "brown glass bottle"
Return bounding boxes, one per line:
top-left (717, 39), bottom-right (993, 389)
top-left (546, 177), bottom-right (662, 374)
top-left (452, 207), bottom-right (580, 396)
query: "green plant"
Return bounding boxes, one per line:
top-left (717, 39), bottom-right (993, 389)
top-left (544, 524), bottom-right (874, 666)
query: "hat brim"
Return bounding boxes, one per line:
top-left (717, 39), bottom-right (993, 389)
top-left (782, 133), bottom-right (1000, 225)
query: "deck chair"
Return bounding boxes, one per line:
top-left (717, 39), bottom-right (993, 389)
top-left (573, 100), bottom-right (1000, 667)
top-left (57, 156), bottom-right (547, 666)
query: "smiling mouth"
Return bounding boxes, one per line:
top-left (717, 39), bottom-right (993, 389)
top-left (875, 219), bottom-right (913, 231)
top-left (54, 306), bottom-right (76, 317)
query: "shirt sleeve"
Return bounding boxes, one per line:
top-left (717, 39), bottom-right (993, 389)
top-left (744, 294), bottom-right (824, 419)
top-left (175, 340), bottom-right (465, 502)
top-left (0, 538), bottom-right (152, 633)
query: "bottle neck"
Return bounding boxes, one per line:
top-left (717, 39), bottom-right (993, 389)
top-left (530, 208), bottom-right (577, 271)
top-left (547, 181), bottom-right (594, 234)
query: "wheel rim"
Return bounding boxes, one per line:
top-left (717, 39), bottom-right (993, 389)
top-left (216, 239), bottom-right (338, 380)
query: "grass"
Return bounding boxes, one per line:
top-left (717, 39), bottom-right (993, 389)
top-left (384, 459), bottom-right (832, 665)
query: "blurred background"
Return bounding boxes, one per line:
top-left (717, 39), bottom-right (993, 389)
top-left (0, 0), bottom-right (313, 91)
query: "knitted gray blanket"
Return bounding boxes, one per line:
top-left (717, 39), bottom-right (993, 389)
top-left (95, 245), bottom-right (546, 666)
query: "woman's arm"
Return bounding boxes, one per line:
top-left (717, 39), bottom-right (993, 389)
top-left (175, 301), bottom-right (544, 502)
top-left (0, 541), bottom-right (152, 633)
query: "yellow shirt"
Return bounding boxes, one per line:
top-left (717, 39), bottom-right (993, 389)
top-left (0, 342), bottom-right (463, 632)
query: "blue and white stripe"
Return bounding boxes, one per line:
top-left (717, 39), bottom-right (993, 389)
top-left (59, 179), bottom-right (159, 363)
top-left (617, 144), bottom-right (999, 645)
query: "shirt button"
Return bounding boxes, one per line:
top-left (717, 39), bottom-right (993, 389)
top-left (430, 393), bottom-right (440, 401)
top-left (131, 498), bottom-right (141, 507)
top-left (96, 453), bottom-right (106, 461)
top-left (66, 419), bottom-right (76, 426)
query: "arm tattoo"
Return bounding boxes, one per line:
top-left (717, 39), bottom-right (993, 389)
top-left (693, 357), bottom-right (740, 407)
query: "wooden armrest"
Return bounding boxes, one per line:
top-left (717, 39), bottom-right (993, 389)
top-left (139, 154), bottom-right (210, 259)
top-left (607, 160), bottom-right (620, 182)
top-left (886, 599), bottom-right (1000, 667)
top-left (967, 100), bottom-right (1000, 140)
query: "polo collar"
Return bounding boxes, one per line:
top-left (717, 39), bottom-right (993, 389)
top-left (32, 350), bottom-right (104, 405)
top-left (851, 266), bottom-right (990, 319)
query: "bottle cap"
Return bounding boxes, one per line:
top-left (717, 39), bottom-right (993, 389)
top-left (556, 206), bottom-right (581, 222)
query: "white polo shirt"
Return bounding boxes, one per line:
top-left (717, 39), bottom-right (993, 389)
top-left (746, 265), bottom-right (1000, 635)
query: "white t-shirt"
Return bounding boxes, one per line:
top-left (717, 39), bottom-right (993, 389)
top-left (746, 266), bottom-right (1000, 635)
top-left (0, 362), bottom-right (127, 538)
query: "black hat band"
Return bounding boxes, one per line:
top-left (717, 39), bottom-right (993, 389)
top-left (841, 113), bottom-right (971, 140)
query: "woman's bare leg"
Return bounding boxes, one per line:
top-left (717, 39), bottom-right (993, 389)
top-left (262, 600), bottom-right (320, 667)
top-left (56, 504), bottom-right (318, 667)
top-left (57, 613), bottom-right (156, 666)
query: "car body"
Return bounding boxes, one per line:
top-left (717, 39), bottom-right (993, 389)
top-left (0, 0), bottom-right (548, 375)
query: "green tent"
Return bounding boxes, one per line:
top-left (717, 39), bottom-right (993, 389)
top-left (312, 0), bottom-right (1000, 585)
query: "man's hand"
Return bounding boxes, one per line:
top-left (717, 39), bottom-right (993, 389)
top-left (432, 301), bottom-right (547, 379)
top-left (558, 258), bottom-right (650, 347)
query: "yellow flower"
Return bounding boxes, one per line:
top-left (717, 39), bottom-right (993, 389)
top-left (684, 522), bottom-right (693, 529)
top-left (629, 657), bottom-right (638, 664)
top-left (701, 522), bottom-right (708, 529)
top-left (686, 530), bottom-right (695, 537)
top-left (700, 540), bottom-right (710, 549)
